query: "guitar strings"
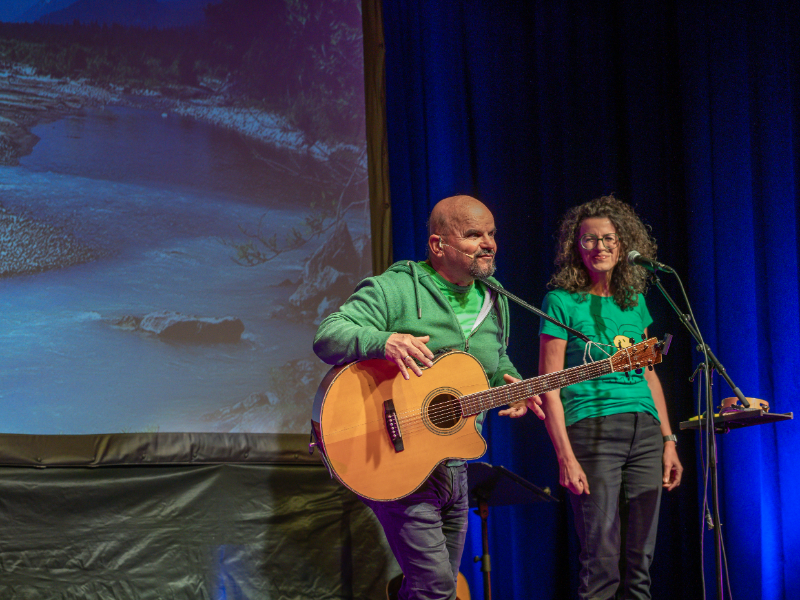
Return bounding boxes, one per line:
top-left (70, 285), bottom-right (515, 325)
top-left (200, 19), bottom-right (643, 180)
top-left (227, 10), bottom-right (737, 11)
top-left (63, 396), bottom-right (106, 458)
top-left (395, 355), bottom-right (613, 422)
top-left (397, 339), bottom-right (646, 422)
top-left (356, 355), bottom-right (616, 436)
top-left (327, 342), bottom-right (650, 438)
top-left (396, 364), bottom-right (607, 426)
top-left (349, 367), bottom-right (616, 439)
top-left (392, 362), bottom-right (599, 436)
top-left (391, 352), bottom-right (627, 436)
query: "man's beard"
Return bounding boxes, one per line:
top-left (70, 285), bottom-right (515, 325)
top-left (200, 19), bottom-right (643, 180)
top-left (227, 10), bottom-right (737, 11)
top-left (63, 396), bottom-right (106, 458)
top-left (469, 251), bottom-right (496, 279)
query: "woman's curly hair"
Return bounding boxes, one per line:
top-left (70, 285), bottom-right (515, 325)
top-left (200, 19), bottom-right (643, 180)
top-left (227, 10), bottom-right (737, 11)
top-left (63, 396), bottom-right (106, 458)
top-left (548, 194), bottom-right (657, 310)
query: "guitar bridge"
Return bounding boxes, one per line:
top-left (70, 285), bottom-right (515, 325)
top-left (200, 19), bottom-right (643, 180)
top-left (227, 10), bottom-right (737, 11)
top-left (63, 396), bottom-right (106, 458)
top-left (383, 399), bottom-right (404, 452)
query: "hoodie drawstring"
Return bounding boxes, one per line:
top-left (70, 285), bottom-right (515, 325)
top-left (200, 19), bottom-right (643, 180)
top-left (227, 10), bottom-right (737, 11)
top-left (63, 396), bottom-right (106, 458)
top-left (407, 260), bottom-right (422, 319)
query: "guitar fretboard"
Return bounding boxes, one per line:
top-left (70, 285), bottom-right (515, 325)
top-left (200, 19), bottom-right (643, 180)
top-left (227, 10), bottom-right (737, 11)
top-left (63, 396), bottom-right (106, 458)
top-left (459, 358), bottom-right (613, 416)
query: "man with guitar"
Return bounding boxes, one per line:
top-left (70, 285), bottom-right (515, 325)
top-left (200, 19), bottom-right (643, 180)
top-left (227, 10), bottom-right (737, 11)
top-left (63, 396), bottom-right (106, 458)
top-left (313, 195), bottom-right (543, 600)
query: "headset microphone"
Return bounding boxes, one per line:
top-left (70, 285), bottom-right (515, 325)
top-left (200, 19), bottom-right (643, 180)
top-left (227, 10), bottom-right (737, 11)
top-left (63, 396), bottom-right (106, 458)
top-left (440, 241), bottom-right (476, 259)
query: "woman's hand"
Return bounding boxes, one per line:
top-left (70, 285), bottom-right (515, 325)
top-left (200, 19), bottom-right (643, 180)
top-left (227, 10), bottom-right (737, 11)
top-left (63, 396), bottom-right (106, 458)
top-left (662, 442), bottom-right (683, 491)
top-left (560, 456), bottom-right (591, 495)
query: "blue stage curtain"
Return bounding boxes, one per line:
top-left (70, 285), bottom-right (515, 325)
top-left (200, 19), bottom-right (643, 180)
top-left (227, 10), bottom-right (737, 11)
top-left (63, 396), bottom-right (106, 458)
top-left (382, 1), bottom-right (799, 598)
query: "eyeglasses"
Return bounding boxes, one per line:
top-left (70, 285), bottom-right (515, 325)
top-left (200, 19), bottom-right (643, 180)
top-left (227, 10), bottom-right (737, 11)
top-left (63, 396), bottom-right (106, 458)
top-left (579, 233), bottom-right (620, 250)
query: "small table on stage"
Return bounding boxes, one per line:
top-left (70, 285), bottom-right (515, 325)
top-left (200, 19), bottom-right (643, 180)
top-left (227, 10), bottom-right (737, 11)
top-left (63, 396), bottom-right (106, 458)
top-left (467, 462), bottom-right (558, 600)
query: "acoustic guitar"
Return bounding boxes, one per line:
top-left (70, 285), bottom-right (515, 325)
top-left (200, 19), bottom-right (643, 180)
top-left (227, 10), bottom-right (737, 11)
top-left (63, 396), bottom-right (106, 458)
top-left (312, 337), bottom-right (668, 501)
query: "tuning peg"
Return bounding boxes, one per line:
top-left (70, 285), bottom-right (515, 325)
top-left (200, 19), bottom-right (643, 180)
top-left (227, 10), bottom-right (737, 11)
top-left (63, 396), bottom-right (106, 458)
top-left (648, 365), bottom-right (654, 371)
top-left (635, 368), bottom-right (643, 375)
top-left (641, 333), bottom-right (647, 341)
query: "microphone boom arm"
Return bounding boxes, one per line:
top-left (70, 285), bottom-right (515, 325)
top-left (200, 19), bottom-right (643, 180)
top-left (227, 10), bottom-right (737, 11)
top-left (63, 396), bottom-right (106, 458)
top-left (478, 278), bottom-right (591, 343)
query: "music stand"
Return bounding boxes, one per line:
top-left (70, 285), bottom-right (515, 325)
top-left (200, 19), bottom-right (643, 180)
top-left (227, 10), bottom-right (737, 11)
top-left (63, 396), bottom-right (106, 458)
top-left (680, 407), bottom-right (793, 434)
top-left (467, 462), bottom-right (557, 600)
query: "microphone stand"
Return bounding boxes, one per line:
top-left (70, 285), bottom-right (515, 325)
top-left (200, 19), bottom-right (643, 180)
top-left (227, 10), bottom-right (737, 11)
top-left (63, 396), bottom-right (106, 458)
top-left (649, 268), bottom-right (746, 600)
top-left (649, 273), bottom-right (749, 408)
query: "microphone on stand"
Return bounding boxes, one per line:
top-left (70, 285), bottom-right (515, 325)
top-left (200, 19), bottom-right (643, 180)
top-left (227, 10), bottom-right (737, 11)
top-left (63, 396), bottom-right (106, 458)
top-left (627, 250), bottom-right (673, 273)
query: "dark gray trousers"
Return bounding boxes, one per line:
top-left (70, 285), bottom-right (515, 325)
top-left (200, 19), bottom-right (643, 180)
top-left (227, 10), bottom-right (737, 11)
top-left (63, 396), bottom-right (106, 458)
top-left (567, 412), bottom-right (663, 600)
top-left (362, 463), bottom-right (469, 600)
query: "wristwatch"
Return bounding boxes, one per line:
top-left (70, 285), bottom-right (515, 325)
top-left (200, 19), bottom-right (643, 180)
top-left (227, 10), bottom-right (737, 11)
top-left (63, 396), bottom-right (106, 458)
top-left (663, 434), bottom-right (678, 445)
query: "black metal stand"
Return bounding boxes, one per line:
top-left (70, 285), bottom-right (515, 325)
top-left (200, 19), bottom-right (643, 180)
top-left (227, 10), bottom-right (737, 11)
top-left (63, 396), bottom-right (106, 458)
top-left (649, 270), bottom-right (753, 600)
top-left (467, 462), bottom-right (557, 600)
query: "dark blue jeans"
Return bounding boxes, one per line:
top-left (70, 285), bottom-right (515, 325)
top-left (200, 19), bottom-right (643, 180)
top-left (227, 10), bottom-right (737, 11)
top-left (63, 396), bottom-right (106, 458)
top-left (567, 412), bottom-right (663, 600)
top-left (361, 463), bottom-right (469, 600)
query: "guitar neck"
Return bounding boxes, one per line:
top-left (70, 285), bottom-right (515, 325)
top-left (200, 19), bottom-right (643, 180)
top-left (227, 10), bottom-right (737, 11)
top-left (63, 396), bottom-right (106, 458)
top-left (460, 358), bottom-right (614, 416)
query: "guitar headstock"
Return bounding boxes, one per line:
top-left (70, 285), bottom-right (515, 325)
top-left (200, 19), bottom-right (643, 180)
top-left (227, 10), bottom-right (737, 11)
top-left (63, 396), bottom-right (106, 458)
top-left (609, 337), bottom-right (667, 373)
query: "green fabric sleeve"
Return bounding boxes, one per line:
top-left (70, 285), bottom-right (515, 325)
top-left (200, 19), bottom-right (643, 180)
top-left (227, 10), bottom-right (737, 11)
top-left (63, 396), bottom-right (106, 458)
top-left (539, 292), bottom-right (569, 340)
top-left (489, 350), bottom-right (521, 387)
top-left (312, 277), bottom-right (395, 365)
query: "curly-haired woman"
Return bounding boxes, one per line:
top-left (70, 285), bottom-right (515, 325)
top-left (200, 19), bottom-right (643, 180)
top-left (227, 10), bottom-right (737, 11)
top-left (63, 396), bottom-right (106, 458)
top-left (539, 195), bottom-right (682, 600)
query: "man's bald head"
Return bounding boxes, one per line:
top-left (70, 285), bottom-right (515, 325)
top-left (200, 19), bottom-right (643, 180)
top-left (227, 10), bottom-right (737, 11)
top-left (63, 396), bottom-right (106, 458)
top-left (428, 195), bottom-right (491, 237)
top-left (426, 195), bottom-right (497, 285)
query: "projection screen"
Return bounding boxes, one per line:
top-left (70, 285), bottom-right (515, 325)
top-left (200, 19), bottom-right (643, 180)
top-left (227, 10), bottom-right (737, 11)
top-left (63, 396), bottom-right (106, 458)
top-left (0, 0), bottom-right (370, 435)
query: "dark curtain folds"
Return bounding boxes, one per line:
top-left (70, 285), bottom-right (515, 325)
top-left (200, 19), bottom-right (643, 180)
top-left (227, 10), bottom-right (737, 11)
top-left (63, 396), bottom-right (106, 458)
top-left (362, 0), bottom-right (393, 275)
top-left (382, 1), bottom-right (799, 598)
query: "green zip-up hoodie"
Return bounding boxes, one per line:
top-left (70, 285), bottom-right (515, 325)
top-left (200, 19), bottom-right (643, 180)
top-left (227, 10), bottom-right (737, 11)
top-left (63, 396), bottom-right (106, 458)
top-left (313, 260), bottom-right (521, 388)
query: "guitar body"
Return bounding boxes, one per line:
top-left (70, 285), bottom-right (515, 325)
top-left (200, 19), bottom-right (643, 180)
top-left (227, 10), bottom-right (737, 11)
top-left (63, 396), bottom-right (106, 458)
top-left (312, 351), bottom-right (490, 501)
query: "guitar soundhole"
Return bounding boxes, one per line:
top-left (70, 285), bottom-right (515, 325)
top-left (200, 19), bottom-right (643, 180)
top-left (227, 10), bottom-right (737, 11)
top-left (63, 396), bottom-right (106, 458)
top-left (425, 394), bottom-right (461, 429)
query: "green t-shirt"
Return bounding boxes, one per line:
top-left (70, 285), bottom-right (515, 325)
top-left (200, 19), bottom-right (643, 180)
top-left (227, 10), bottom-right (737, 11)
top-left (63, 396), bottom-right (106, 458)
top-left (539, 289), bottom-right (659, 427)
top-left (418, 261), bottom-right (485, 337)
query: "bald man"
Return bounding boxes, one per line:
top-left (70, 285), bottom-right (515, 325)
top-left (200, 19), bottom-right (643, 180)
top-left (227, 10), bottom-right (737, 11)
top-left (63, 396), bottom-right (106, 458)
top-left (314, 195), bottom-right (542, 600)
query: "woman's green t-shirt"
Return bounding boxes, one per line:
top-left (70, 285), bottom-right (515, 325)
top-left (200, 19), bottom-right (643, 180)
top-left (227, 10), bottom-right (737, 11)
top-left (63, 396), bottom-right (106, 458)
top-left (539, 289), bottom-right (659, 427)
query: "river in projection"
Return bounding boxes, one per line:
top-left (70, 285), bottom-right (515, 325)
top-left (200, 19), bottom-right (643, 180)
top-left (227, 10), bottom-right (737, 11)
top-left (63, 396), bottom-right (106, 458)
top-left (0, 105), bottom-right (364, 434)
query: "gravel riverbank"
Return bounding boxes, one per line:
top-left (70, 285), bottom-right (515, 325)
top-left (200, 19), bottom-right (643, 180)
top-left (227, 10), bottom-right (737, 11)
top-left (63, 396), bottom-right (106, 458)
top-left (0, 64), bottom-right (343, 278)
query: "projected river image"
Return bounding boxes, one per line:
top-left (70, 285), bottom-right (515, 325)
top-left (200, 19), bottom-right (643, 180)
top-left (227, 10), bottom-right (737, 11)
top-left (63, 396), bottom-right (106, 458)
top-left (1, 105), bottom-right (367, 434)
